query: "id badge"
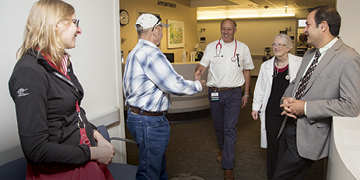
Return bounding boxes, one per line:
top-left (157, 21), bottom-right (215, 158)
top-left (211, 92), bottom-right (219, 101)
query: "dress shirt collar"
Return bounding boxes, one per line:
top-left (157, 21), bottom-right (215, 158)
top-left (139, 38), bottom-right (158, 48)
top-left (318, 37), bottom-right (338, 56)
top-left (221, 38), bottom-right (235, 45)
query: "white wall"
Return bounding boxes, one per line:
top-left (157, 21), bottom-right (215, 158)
top-left (0, 0), bottom-right (126, 165)
top-left (337, 0), bottom-right (360, 53)
top-left (325, 0), bottom-right (360, 178)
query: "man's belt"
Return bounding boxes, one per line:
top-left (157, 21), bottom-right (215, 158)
top-left (209, 86), bottom-right (241, 92)
top-left (130, 106), bottom-right (164, 116)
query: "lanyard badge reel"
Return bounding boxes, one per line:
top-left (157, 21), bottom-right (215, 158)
top-left (76, 101), bottom-right (90, 146)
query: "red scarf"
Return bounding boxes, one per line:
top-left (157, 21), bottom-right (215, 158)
top-left (42, 53), bottom-right (70, 79)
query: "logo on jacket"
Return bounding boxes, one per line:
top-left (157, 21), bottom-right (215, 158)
top-left (17, 88), bottom-right (29, 97)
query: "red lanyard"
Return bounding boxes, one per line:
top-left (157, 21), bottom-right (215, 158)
top-left (43, 52), bottom-right (90, 146)
top-left (77, 101), bottom-right (90, 146)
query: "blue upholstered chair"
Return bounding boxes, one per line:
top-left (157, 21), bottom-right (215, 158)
top-left (0, 125), bottom-right (137, 180)
top-left (97, 125), bottom-right (138, 180)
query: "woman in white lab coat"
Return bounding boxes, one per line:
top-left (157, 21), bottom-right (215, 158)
top-left (251, 34), bottom-right (302, 179)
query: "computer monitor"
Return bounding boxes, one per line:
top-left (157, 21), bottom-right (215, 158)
top-left (164, 53), bottom-right (174, 63)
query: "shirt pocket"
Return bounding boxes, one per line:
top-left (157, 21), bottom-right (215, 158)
top-left (237, 56), bottom-right (244, 68)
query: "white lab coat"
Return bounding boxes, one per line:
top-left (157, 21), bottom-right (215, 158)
top-left (252, 53), bottom-right (302, 148)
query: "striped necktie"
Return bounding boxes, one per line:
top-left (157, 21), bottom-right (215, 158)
top-left (294, 50), bottom-right (321, 100)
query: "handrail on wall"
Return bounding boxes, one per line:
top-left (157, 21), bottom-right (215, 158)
top-left (88, 107), bottom-right (120, 127)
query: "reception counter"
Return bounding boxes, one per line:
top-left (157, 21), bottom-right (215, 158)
top-left (327, 116), bottom-right (360, 180)
top-left (169, 62), bottom-right (209, 113)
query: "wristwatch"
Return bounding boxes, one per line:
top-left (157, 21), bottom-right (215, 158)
top-left (243, 94), bottom-right (250, 98)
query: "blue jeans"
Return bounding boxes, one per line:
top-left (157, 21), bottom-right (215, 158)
top-left (126, 109), bottom-right (170, 180)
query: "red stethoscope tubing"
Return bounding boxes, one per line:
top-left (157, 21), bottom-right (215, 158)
top-left (216, 39), bottom-right (237, 62)
top-left (216, 39), bottom-right (222, 51)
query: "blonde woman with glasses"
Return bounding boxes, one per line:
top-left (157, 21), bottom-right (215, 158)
top-left (9, 0), bottom-right (114, 179)
top-left (251, 33), bottom-right (302, 179)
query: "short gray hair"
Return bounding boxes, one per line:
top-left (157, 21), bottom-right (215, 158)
top-left (275, 34), bottom-right (293, 49)
top-left (136, 24), bottom-right (151, 37)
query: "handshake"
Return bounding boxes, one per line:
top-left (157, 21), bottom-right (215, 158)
top-left (195, 65), bottom-right (206, 90)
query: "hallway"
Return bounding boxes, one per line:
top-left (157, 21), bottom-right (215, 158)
top-left (125, 76), bottom-right (325, 180)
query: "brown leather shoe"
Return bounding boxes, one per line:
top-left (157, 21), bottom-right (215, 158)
top-left (224, 169), bottom-right (234, 180)
top-left (217, 150), bottom-right (223, 163)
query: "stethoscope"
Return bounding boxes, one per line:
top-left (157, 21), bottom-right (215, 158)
top-left (272, 57), bottom-right (290, 80)
top-left (215, 39), bottom-right (239, 66)
top-left (215, 39), bottom-right (222, 57)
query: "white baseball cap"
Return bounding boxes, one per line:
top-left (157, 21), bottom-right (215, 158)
top-left (135, 13), bottom-right (169, 31)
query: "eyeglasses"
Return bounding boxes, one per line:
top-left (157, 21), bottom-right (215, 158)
top-left (61, 18), bottom-right (80, 27)
top-left (151, 16), bottom-right (161, 31)
top-left (272, 43), bottom-right (286, 48)
top-left (71, 19), bottom-right (80, 27)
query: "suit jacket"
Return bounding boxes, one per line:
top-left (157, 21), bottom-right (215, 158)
top-left (280, 38), bottom-right (360, 161)
top-left (252, 53), bottom-right (302, 148)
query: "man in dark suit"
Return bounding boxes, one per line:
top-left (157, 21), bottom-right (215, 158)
top-left (273, 5), bottom-right (360, 180)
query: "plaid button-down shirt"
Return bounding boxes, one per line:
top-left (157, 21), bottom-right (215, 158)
top-left (123, 39), bottom-right (202, 112)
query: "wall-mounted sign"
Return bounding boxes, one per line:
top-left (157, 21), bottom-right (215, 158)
top-left (157, 1), bottom-right (176, 8)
